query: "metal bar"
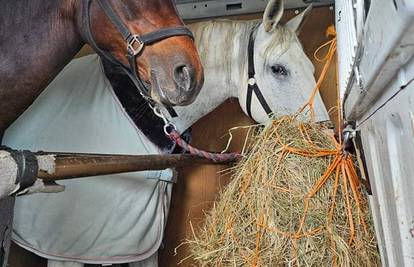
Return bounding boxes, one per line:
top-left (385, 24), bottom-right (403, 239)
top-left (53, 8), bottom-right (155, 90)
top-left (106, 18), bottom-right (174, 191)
top-left (36, 153), bottom-right (234, 181)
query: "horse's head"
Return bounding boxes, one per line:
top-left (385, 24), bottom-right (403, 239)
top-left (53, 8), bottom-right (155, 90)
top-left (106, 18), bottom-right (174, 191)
top-left (85, 0), bottom-right (204, 106)
top-left (239, 0), bottom-right (327, 123)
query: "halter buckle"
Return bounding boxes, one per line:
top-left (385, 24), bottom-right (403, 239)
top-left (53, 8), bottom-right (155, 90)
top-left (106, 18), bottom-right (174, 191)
top-left (127, 35), bottom-right (144, 56)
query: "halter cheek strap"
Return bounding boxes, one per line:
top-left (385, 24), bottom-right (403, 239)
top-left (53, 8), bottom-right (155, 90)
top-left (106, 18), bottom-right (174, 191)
top-left (246, 28), bottom-right (273, 120)
top-left (83, 0), bottom-right (194, 117)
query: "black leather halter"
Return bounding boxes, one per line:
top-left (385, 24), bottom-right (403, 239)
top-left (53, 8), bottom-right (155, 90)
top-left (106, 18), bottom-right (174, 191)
top-left (246, 28), bottom-right (273, 120)
top-left (83, 0), bottom-right (194, 116)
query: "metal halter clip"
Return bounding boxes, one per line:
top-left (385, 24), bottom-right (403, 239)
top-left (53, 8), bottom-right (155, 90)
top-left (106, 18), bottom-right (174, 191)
top-left (151, 105), bottom-right (177, 136)
top-left (127, 35), bottom-right (144, 56)
top-left (163, 123), bottom-right (177, 136)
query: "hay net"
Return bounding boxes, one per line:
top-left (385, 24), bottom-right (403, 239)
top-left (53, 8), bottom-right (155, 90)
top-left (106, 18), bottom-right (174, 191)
top-left (184, 26), bottom-right (381, 267)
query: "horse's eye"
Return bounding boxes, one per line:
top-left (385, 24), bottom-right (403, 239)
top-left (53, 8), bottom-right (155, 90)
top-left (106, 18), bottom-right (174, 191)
top-left (271, 65), bottom-right (288, 76)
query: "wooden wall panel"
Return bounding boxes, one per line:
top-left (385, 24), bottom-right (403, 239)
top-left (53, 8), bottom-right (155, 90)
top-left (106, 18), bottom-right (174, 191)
top-left (159, 7), bottom-right (336, 266)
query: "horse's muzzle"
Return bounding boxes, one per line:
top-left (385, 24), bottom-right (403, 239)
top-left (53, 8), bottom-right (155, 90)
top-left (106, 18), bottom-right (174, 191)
top-left (152, 64), bottom-right (203, 107)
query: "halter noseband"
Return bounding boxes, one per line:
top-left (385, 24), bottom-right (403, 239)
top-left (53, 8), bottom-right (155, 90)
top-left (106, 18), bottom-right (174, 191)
top-left (246, 28), bottom-right (273, 120)
top-left (83, 0), bottom-right (194, 117)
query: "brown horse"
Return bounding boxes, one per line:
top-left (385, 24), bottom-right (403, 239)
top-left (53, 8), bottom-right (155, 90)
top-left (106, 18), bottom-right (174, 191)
top-left (0, 0), bottom-right (204, 133)
top-left (0, 1), bottom-right (203, 265)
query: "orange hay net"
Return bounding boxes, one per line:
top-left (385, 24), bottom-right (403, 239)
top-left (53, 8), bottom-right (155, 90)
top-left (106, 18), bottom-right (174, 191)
top-left (253, 25), bottom-right (368, 266)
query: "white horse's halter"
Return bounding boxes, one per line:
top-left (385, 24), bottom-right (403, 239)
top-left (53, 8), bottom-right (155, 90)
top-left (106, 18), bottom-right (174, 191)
top-left (245, 27), bottom-right (273, 120)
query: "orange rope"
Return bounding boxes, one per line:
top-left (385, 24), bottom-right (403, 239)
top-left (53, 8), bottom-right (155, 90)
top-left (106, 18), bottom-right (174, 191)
top-left (328, 164), bottom-right (341, 224)
top-left (298, 25), bottom-right (337, 121)
top-left (345, 159), bottom-right (368, 233)
top-left (341, 160), bottom-right (355, 245)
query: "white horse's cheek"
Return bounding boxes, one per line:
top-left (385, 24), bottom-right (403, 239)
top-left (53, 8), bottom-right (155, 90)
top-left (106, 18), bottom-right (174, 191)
top-left (252, 104), bottom-right (269, 124)
top-left (237, 89), bottom-right (268, 124)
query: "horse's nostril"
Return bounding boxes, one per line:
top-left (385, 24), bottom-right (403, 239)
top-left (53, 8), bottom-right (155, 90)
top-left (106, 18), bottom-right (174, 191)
top-left (173, 64), bottom-right (194, 92)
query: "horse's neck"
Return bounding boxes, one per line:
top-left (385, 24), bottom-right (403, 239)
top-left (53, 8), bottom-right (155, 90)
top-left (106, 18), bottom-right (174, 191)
top-left (166, 20), bottom-right (256, 132)
top-left (0, 0), bottom-right (83, 132)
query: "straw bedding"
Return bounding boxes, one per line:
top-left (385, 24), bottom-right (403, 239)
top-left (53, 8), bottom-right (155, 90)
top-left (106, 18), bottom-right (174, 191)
top-left (185, 116), bottom-right (380, 266)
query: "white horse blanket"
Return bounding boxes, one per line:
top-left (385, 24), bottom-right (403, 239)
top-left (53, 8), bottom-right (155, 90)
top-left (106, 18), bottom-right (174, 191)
top-left (3, 55), bottom-right (173, 264)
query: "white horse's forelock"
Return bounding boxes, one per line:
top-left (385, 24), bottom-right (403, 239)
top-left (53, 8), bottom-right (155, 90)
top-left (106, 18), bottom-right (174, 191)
top-left (261, 26), bottom-right (315, 74)
top-left (263, 26), bottom-right (296, 57)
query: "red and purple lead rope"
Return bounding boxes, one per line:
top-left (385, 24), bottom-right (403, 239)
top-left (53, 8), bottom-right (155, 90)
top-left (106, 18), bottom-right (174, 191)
top-left (168, 130), bottom-right (241, 163)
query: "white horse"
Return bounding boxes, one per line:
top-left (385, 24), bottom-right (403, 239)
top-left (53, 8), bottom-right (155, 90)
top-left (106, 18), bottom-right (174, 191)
top-left (166, 4), bottom-right (327, 132)
top-left (3, 1), bottom-right (328, 266)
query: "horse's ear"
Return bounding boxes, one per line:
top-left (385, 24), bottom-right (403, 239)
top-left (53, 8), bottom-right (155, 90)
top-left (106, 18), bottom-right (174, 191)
top-left (263, 0), bottom-right (284, 33)
top-left (286, 5), bottom-right (312, 35)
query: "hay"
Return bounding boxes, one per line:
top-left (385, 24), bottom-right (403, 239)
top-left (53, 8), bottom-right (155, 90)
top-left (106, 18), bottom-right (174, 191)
top-left (185, 116), bottom-right (380, 266)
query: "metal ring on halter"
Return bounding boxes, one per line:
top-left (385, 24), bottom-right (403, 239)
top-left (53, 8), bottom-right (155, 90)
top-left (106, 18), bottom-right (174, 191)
top-left (163, 123), bottom-right (177, 136)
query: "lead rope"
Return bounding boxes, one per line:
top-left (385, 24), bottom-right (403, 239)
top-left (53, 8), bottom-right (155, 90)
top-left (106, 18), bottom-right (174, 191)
top-left (151, 105), bottom-right (241, 163)
top-left (168, 130), bottom-right (241, 162)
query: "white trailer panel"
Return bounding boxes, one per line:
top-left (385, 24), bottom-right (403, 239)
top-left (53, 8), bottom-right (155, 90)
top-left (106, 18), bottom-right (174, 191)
top-left (338, 0), bottom-right (414, 265)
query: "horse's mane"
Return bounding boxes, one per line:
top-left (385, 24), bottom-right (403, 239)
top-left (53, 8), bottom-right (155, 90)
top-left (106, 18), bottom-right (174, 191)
top-left (188, 20), bottom-right (258, 83)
